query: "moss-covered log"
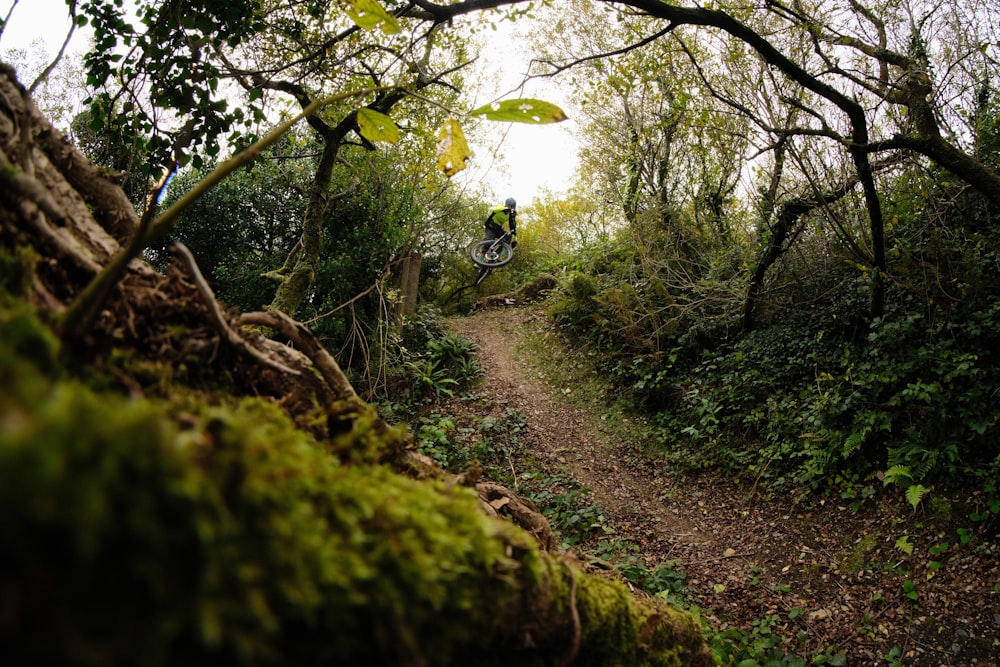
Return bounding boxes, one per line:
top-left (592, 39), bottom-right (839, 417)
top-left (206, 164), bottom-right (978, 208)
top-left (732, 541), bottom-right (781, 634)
top-left (0, 340), bottom-right (711, 666)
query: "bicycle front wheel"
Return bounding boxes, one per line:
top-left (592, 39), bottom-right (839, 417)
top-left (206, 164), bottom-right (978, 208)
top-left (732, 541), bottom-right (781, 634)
top-left (469, 239), bottom-right (514, 268)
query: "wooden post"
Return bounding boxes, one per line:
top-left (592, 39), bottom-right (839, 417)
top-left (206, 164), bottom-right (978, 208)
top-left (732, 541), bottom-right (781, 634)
top-left (396, 251), bottom-right (421, 317)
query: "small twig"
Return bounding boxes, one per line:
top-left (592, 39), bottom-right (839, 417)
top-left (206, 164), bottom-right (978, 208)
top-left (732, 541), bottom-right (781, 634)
top-left (556, 561), bottom-right (581, 667)
top-left (28, 1), bottom-right (77, 95)
top-left (173, 243), bottom-right (300, 377)
top-left (301, 256), bottom-right (399, 325)
top-left (748, 450), bottom-right (777, 500)
top-left (686, 552), bottom-right (754, 565)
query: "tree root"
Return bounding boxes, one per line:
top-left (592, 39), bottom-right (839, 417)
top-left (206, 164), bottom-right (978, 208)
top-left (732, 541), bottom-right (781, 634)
top-left (172, 243), bottom-right (300, 377)
top-left (477, 480), bottom-right (557, 551)
top-left (556, 560), bottom-right (581, 667)
top-left (237, 309), bottom-right (357, 401)
top-left (475, 273), bottom-right (557, 310)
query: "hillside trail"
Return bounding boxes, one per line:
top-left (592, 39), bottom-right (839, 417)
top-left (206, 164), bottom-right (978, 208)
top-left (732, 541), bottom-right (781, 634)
top-left (444, 303), bottom-right (1000, 667)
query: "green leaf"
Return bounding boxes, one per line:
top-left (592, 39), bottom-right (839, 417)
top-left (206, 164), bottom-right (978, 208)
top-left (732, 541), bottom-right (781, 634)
top-left (340, 0), bottom-right (401, 34)
top-left (905, 484), bottom-right (929, 511)
top-left (356, 109), bottom-right (399, 143)
top-left (469, 98), bottom-right (568, 124)
top-left (843, 430), bottom-right (864, 457)
top-left (435, 119), bottom-right (472, 177)
top-left (882, 464), bottom-right (912, 487)
top-left (895, 535), bottom-right (913, 555)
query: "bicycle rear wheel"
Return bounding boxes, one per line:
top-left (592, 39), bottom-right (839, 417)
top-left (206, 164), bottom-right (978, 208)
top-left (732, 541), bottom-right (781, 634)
top-left (470, 239), bottom-right (514, 268)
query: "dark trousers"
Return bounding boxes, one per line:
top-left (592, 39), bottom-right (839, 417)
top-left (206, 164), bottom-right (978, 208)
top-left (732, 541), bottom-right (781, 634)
top-left (484, 221), bottom-right (504, 241)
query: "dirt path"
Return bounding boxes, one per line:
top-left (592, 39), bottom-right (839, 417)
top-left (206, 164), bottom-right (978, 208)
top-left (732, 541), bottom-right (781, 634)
top-left (446, 304), bottom-right (1000, 666)
top-left (447, 306), bottom-right (715, 556)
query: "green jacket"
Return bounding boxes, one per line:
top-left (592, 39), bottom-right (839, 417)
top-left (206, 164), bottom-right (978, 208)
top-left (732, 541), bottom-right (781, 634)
top-left (485, 205), bottom-right (516, 235)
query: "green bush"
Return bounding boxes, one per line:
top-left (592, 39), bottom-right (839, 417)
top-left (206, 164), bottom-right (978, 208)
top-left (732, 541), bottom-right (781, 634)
top-left (379, 308), bottom-right (481, 415)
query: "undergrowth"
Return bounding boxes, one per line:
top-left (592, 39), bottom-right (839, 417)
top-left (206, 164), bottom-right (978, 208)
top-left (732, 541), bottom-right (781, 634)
top-left (415, 381), bottom-right (851, 666)
top-left (545, 256), bottom-right (1000, 506)
top-left (393, 311), bottom-right (849, 666)
top-left (380, 305), bottom-right (1000, 665)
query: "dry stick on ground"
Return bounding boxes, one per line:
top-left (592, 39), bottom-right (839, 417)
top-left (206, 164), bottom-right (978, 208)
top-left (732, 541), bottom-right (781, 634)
top-left (477, 481), bottom-right (557, 551)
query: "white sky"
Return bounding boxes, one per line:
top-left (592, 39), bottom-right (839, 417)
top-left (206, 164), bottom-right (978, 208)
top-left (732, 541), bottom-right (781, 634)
top-left (455, 26), bottom-right (581, 208)
top-left (0, 0), bottom-right (580, 206)
top-left (0, 0), bottom-right (80, 52)
top-left (451, 15), bottom-right (581, 207)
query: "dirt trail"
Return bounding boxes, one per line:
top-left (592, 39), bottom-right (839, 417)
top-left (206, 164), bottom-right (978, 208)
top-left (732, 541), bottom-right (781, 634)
top-left (446, 306), bottom-right (715, 555)
top-left (446, 304), bottom-right (1000, 666)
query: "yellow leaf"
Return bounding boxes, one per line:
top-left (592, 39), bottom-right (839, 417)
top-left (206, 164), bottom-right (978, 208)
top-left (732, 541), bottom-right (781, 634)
top-left (340, 0), bottom-right (401, 34)
top-left (435, 119), bottom-right (472, 178)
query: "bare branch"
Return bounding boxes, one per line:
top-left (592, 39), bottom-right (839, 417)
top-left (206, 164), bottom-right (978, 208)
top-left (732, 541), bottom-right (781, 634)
top-left (533, 25), bottom-right (677, 78)
top-left (28, 1), bottom-right (78, 94)
top-left (237, 310), bottom-right (358, 401)
top-left (173, 243), bottom-right (300, 377)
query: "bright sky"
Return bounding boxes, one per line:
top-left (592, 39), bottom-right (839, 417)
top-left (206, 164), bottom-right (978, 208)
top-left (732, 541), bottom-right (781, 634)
top-left (0, 0), bottom-right (80, 51)
top-left (455, 18), bottom-right (580, 208)
top-left (457, 93), bottom-right (580, 210)
top-left (0, 0), bottom-right (579, 206)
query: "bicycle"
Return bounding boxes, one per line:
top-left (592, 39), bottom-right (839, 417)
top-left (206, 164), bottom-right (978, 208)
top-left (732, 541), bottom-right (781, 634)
top-left (469, 231), bottom-right (514, 285)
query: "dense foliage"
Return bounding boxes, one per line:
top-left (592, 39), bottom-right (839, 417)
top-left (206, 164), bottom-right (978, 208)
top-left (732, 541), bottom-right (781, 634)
top-left (12, 0), bottom-right (996, 495)
top-left (5, 0), bottom-right (1000, 661)
top-left (544, 162), bottom-right (1000, 493)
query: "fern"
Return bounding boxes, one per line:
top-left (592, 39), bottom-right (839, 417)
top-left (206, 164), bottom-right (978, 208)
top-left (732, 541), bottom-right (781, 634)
top-left (883, 465), bottom-right (913, 487)
top-left (905, 484), bottom-right (930, 511)
top-left (842, 430), bottom-right (865, 458)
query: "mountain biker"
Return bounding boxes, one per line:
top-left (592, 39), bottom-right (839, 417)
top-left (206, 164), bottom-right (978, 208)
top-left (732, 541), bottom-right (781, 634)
top-left (483, 197), bottom-right (517, 248)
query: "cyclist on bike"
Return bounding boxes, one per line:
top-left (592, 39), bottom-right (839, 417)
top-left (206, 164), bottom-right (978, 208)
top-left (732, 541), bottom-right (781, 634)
top-left (482, 197), bottom-right (517, 248)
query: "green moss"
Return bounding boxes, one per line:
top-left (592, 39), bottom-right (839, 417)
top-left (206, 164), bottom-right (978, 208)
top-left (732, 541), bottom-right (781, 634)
top-left (840, 532), bottom-right (879, 575)
top-left (0, 342), bottom-right (710, 666)
top-left (0, 244), bottom-right (36, 298)
top-left (270, 266), bottom-right (314, 317)
top-left (325, 395), bottom-right (410, 464)
top-left (0, 311), bottom-right (60, 375)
